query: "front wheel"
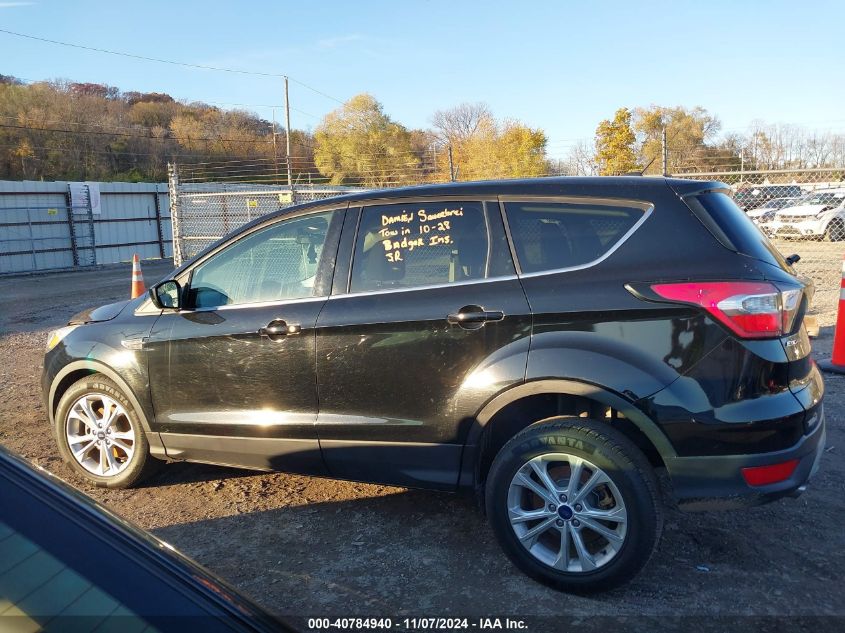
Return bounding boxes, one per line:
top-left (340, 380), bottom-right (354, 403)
top-left (485, 417), bottom-right (663, 593)
top-left (825, 219), bottom-right (844, 242)
top-left (54, 375), bottom-right (157, 488)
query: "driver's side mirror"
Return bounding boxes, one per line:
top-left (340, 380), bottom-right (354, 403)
top-left (149, 280), bottom-right (182, 310)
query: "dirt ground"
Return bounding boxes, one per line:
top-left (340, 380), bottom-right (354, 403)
top-left (0, 259), bottom-right (843, 622)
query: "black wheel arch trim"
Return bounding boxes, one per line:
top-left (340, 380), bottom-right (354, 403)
top-left (459, 378), bottom-right (677, 488)
top-left (47, 359), bottom-right (167, 458)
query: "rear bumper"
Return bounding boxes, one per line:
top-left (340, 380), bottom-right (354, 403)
top-left (664, 405), bottom-right (826, 511)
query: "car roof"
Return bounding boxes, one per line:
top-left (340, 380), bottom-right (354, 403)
top-left (268, 175), bottom-right (726, 217)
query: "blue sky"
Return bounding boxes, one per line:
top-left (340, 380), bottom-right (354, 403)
top-left (2, 0), bottom-right (844, 158)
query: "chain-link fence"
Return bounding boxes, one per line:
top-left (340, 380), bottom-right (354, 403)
top-left (167, 164), bottom-right (364, 265)
top-left (671, 168), bottom-right (845, 325)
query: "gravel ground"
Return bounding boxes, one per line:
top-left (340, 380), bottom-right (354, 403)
top-left (0, 259), bottom-right (843, 622)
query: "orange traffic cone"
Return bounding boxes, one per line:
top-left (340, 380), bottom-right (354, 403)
top-left (819, 255), bottom-right (845, 374)
top-left (130, 254), bottom-right (146, 299)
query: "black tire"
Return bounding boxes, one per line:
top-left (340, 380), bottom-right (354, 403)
top-left (54, 375), bottom-right (157, 488)
top-left (825, 219), bottom-right (844, 242)
top-left (485, 417), bottom-right (663, 593)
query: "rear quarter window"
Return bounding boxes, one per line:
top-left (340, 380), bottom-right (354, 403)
top-left (686, 191), bottom-right (791, 271)
top-left (502, 199), bottom-right (650, 274)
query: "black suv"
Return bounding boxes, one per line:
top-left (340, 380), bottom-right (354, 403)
top-left (42, 177), bottom-right (826, 593)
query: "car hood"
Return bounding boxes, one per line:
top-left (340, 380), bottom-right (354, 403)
top-left (68, 299), bottom-right (131, 325)
top-left (776, 204), bottom-right (828, 218)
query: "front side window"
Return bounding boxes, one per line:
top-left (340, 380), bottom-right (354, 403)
top-left (350, 201), bottom-right (493, 292)
top-left (189, 211), bottom-right (336, 308)
top-left (504, 200), bottom-right (647, 274)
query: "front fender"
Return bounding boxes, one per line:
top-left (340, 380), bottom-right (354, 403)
top-left (47, 358), bottom-right (166, 459)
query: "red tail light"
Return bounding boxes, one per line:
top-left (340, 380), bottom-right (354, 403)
top-left (650, 282), bottom-right (802, 339)
top-left (741, 459), bottom-right (799, 486)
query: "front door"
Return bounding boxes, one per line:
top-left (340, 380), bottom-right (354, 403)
top-left (315, 199), bottom-right (532, 489)
top-left (147, 209), bottom-right (344, 473)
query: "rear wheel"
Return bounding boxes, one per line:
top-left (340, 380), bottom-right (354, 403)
top-left (54, 375), bottom-right (156, 488)
top-left (485, 417), bottom-right (662, 593)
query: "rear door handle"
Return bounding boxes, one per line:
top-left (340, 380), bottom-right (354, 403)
top-left (447, 305), bottom-right (505, 330)
top-left (259, 319), bottom-right (301, 341)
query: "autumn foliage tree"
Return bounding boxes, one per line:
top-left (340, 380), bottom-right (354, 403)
top-left (314, 93), bottom-right (420, 187)
top-left (0, 78), bottom-right (316, 182)
top-left (431, 102), bottom-right (548, 180)
top-left (634, 105), bottom-right (721, 174)
top-left (594, 108), bottom-right (640, 175)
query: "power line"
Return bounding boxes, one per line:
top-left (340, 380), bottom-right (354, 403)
top-left (0, 28), bottom-right (346, 105)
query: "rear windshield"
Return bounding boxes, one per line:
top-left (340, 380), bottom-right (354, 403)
top-left (686, 191), bottom-right (792, 271)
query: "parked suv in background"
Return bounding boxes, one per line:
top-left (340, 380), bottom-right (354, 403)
top-left (764, 187), bottom-right (845, 241)
top-left (43, 177), bottom-right (826, 593)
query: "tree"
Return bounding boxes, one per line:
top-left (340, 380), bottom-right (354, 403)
top-left (633, 105), bottom-right (721, 174)
top-left (314, 93), bottom-right (419, 187)
top-left (594, 108), bottom-right (640, 175)
top-left (0, 78), bottom-right (302, 182)
top-left (567, 140), bottom-right (598, 176)
top-left (431, 102), bottom-right (493, 146)
top-left (12, 139), bottom-right (34, 179)
top-left (430, 103), bottom-right (548, 181)
top-left (473, 120), bottom-right (548, 179)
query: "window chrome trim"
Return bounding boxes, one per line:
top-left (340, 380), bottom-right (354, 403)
top-left (329, 274), bottom-right (520, 300)
top-left (358, 194), bottom-right (501, 207)
top-left (499, 197), bottom-right (654, 279)
top-left (497, 194), bottom-right (653, 211)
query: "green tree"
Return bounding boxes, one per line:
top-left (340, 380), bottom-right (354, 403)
top-left (594, 108), bottom-right (640, 175)
top-left (314, 93), bottom-right (419, 187)
top-left (633, 105), bottom-right (721, 174)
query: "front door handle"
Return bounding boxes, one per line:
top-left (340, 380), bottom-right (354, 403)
top-left (447, 305), bottom-right (505, 330)
top-left (259, 319), bottom-right (301, 341)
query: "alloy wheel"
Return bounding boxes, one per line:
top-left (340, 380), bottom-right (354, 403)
top-left (65, 393), bottom-right (135, 477)
top-left (507, 453), bottom-right (628, 573)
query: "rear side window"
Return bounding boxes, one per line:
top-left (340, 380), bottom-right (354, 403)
top-left (686, 192), bottom-right (791, 271)
top-left (350, 201), bottom-right (509, 292)
top-left (503, 200), bottom-right (648, 274)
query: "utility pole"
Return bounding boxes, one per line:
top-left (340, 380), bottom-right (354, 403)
top-left (448, 145), bottom-right (455, 182)
top-left (284, 76), bottom-right (293, 191)
top-left (271, 107), bottom-right (279, 184)
top-left (661, 126), bottom-right (668, 176)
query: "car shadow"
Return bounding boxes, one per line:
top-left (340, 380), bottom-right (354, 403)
top-left (147, 456), bottom-right (843, 619)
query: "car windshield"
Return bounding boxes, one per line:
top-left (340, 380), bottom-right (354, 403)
top-left (795, 191), bottom-right (844, 206)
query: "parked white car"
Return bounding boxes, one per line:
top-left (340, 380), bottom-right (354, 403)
top-left (763, 188), bottom-right (845, 241)
top-left (747, 196), bottom-right (802, 227)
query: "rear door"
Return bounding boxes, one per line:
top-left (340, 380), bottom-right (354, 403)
top-left (314, 198), bottom-right (532, 489)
